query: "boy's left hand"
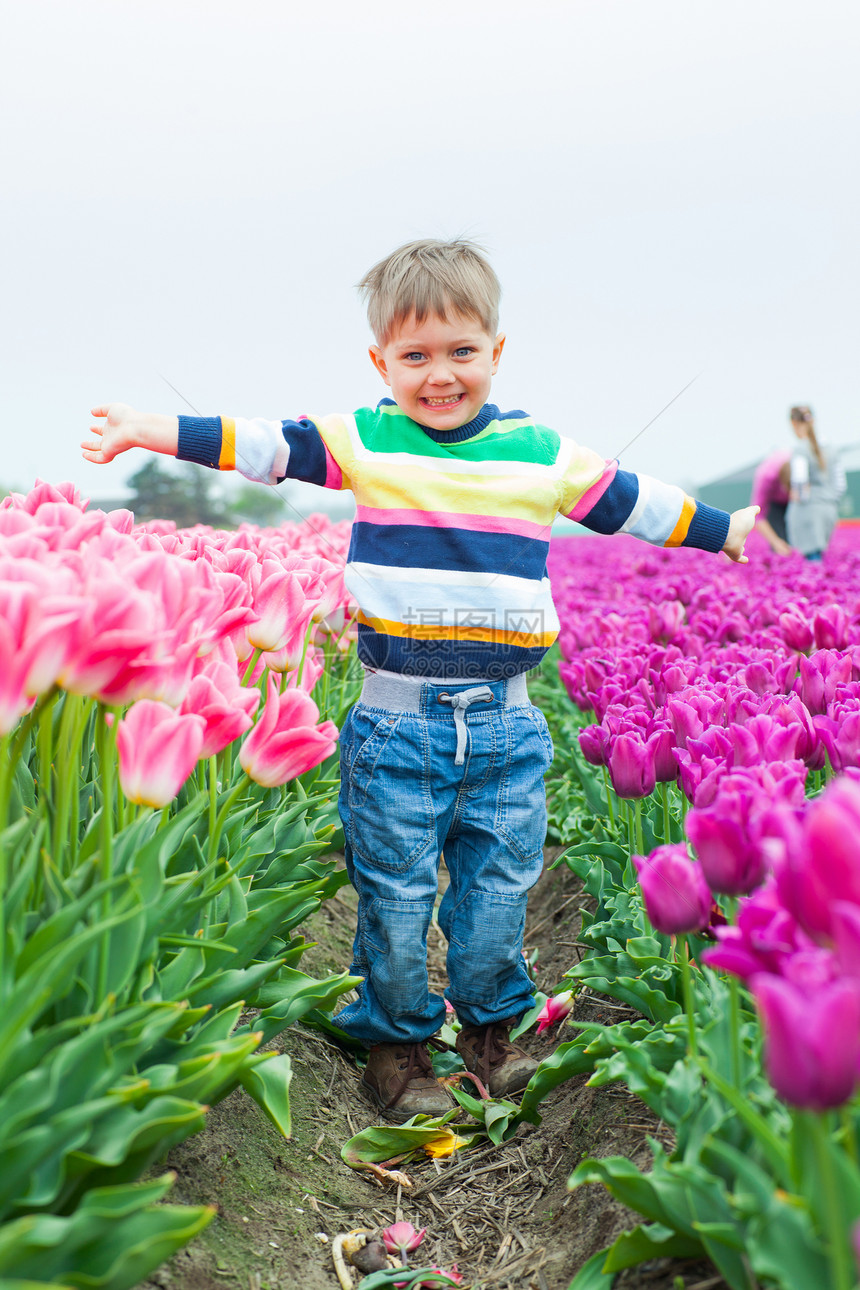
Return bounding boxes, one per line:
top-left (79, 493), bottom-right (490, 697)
top-left (722, 505), bottom-right (759, 564)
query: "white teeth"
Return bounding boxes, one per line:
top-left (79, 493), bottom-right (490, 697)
top-left (423, 396), bottom-right (462, 406)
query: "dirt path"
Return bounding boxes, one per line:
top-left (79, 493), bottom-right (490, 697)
top-left (142, 851), bottom-right (727, 1290)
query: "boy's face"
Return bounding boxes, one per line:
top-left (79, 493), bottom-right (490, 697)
top-left (369, 311), bottom-right (505, 431)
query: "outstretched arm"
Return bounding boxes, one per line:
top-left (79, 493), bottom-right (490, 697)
top-left (723, 505), bottom-right (759, 564)
top-left (81, 404), bottom-right (179, 464)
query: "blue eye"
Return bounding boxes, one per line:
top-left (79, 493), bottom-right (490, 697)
top-left (404, 352), bottom-right (425, 362)
top-left (454, 347), bottom-right (475, 357)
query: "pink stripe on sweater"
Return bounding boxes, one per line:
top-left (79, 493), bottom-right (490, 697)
top-left (566, 460), bottom-right (618, 521)
top-left (324, 444), bottom-right (343, 491)
top-left (355, 506), bottom-right (551, 540)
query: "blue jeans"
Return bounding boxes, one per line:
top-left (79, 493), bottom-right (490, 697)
top-left (333, 673), bottom-right (553, 1045)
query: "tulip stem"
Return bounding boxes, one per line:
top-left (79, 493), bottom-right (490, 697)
top-left (296, 617), bottom-right (316, 692)
top-left (728, 975), bottom-right (742, 1090)
top-left (634, 797), bottom-right (644, 857)
top-left (625, 800), bottom-right (635, 858)
top-left (840, 1106), bottom-right (858, 1167)
top-left (241, 648), bottom-right (263, 686)
top-left (36, 689), bottom-right (57, 820)
top-left (808, 1112), bottom-right (852, 1290)
top-left (96, 706), bottom-right (118, 1005)
top-left (660, 782), bottom-right (671, 843)
top-left (601, 767), bottom-right (616, 830)
top-left (208, 756), bottom-right (218, 849)
top-left (53, 694), bottom-right (89, 875)
top-left (0, 733), bottom-right (10, 999)
top-left (209, 778), bottom-right (249, 865)
top-left (678, 935), bottom-right (698, 1058)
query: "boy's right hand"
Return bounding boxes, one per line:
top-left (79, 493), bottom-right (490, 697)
top-left (82, 404), bottom-right (179, 464)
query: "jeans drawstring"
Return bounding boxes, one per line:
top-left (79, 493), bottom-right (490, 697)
top-left (437, 686), bottom-right (494, 765)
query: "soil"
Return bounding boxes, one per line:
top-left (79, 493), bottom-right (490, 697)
top-left (141, 850), bottom-right (728, 1290)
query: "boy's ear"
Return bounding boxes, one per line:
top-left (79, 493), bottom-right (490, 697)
top-left (492, 333), bottom-right (506, 374)
top-left (368, 345), bottom-right (390, 386)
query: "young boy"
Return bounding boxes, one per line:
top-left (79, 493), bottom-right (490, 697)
top-left (83, 238), bottom-right (757, 1122)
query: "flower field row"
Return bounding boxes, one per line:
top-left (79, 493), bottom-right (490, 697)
top-left (537, 529), bottom-right (860, 1290)
top-left (8, 477), bottom-right (860, 1289)
top-left (0, 482), bottom-right (363, 1289)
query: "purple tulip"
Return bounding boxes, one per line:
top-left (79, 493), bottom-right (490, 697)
top-left (814, 710), bottom-right (860, 773)
top-left (796, 649), bottom-right (853, 715)
top-left (647, 722), bottom-right (679, 783)
top-left (634, 846), bottom-right (712, 935)
top-left (667, 692), bottom-right (725, 749)
top-left (813, 603), bottom-right (848, 651)
top-left (703, 879), bottom-right (814, 980)
top-left (752, 973), bottom-right (860, 1110)
top-left (779, 606), bottom-right (814, 653)
top-left (606, 731), bottom-right (657, 798)
top-left (686, 787), bottom-right (776, 896)
top-left (578, 723), bottom-right (608, 767)
top-left (759, 693), bottom-right (823, 769)
top-left (833, 901), bottom-right (860, 980)
top-left (648, 600), bottom-right (685, 642)
top-left (777, 777), bottom-right (860, 942)
top-left (727, 714), bottom-right (802, 768)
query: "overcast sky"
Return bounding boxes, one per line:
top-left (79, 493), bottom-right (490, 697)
top-left (3, 1), bottom-right (860, 518)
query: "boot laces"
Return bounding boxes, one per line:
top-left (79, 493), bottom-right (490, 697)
top-left (386, 1040), bottom-right (443, 1109)
top-left (473, 1022), bottom-right (515, 1084)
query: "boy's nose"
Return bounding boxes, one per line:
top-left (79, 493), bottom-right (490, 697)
top-left (427, 362), bottom-right (454, 385)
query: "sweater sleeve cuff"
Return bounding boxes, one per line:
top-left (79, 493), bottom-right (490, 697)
top-left (684, 502), bottom-right (731, 553)
top-left (177, 416), bottom-right (224, 469)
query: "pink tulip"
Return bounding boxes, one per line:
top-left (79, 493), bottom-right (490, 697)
top-left (116, 701), bottom-right (206, 807)
top-left (382, 1222), bottom-right (426, 1255)
top-left (239, 674), bottom-right (338, 787)
top-left (536, 990), bottom-right (574, 1034)
top-left (633, 846), bottom-right (712, 935)
top-left (180, 660), bottom-right (260, 758)
top-left (247, 562), bottom-right (316, 653)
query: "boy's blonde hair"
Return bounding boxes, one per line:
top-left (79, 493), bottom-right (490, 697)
top-left (358, 238), bottom-right (501, 343)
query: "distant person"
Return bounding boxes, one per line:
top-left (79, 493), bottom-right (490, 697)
top-left (785, 405), bottom-right (846, 561)
top-left (751, 449), bottom-right (792, 555)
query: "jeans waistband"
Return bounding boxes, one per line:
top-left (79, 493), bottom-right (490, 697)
top-left (358, 670), bottom-right (529, 715)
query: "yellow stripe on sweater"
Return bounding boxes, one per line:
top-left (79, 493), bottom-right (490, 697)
top-left (664, 496), bottom-right (695, 548)
top-left (219, 418), bottom-right (236, 471)
top-left (357, 611), bottom-right (556, 649)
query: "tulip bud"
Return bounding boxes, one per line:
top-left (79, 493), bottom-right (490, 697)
top-left (633, 846), bottom-right (711, 935)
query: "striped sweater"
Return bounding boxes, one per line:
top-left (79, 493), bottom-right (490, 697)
top-left (178, 400), bottom-right (730, 678)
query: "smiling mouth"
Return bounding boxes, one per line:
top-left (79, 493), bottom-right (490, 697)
top-left (420, 394), bottom-right (465, 409)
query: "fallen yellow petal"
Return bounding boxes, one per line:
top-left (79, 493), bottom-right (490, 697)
top-left (423, 1131), bottom-right (467, 1159)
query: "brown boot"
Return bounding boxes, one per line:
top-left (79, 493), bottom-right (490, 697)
top-left (361, 1042), bottom-right (454, 1123)
top-left (456, 1019), bottom-right (538, 1098)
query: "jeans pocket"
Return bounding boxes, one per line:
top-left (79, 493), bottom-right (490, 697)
top-left (344, 714), bottom-right (437, 874)
top-left (494, 707), bottom-right (551, 864)
top-left (343, 706), bottom-right (400, 801)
